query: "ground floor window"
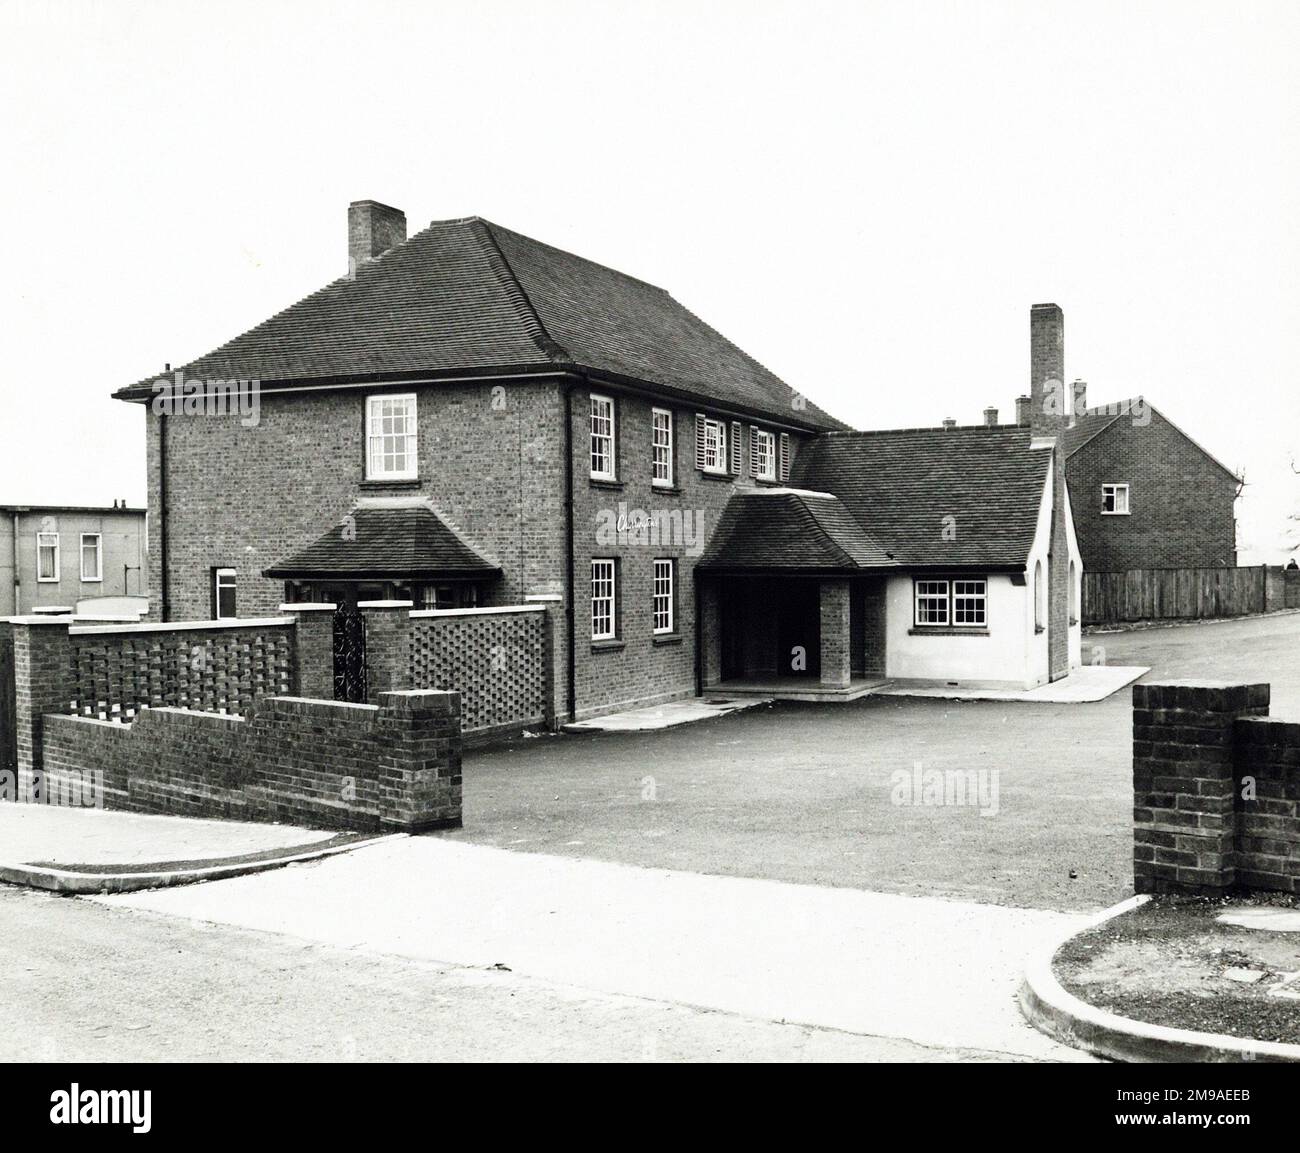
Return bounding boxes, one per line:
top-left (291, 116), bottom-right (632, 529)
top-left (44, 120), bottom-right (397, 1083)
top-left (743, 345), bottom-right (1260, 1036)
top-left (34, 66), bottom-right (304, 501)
top-left (592, 558), bottom-right (617, 640)
top-left (418, 583), bottom-right (479, 610)
top-left (914, 577), bottom-right (987, 627)
top-left (653, 558), bottom-right (675, 634)
top-left (914, 579), bottom-right (949, 625)
top-left (213, 568), bottom-right (237, 619)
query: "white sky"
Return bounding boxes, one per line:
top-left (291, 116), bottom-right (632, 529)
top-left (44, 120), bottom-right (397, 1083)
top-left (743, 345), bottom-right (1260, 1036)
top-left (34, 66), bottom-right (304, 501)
top-left (2, 0), bottom-right (1297, 561)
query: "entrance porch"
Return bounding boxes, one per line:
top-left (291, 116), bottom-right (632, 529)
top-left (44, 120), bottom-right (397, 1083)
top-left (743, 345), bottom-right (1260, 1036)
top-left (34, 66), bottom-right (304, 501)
top-left (699, 573), bottom-right (888, 697)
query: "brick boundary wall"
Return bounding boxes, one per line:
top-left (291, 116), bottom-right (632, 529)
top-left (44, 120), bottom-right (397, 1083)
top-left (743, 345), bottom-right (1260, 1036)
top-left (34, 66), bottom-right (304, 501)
top-left (1132, 679), bottom-right (1300, 895)
top-left (40, 690), bottom-right (462, 832)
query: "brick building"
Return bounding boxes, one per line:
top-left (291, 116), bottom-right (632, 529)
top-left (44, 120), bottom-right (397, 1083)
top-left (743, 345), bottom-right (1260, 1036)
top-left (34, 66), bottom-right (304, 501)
top-left (1058, 396), bottom-right (1239, 571)
top-left (113, 204), bottom-right (1080, 721)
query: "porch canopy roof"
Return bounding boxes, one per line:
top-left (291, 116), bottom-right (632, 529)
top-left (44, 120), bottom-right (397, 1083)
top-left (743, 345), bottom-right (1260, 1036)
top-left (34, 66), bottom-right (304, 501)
top-left (697, 489), bottom-right (899, 573)
top-left (264, 501), bottom-right (500, 581)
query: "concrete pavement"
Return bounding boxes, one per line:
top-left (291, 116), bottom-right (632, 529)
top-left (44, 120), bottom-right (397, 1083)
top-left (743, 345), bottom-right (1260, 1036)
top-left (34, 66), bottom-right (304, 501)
top-left (101, 837), bottom-right (1091, 1060)
top-left (0, 802), bottom-right (333, 866)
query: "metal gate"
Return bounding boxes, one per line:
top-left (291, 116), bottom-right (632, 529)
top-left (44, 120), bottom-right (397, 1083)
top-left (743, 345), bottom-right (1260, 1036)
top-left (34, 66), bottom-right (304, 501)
top-left (332, 605), bottom-right (367, 703)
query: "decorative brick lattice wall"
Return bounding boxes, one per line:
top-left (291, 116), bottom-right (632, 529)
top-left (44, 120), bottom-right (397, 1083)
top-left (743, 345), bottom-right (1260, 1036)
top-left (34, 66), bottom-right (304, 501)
top-left (68, 622), bottom-right (294, 722)
top-left (41, 690), bottom-right (462, 833)
top-left (408, 608), bottom-right (545, 739)
top-left (1132, 679), bottom-right (1300, 895)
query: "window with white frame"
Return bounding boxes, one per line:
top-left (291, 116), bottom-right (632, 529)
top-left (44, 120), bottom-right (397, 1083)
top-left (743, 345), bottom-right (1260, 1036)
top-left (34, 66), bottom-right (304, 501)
top-left (1101, 483), bottom-right (1129, 515)
top-left (914, 579), bottom-right (949, 625)
top-left (214, 568), bottom-right (237, 620)
top-left (914, 577), bottom-right (988, 628)
top-left (1069, 560), bottom-right (1078, 625)
top-left (590, 394), bottom-right (616, 480)
top-left (652, 558), bottom-right (674, 634)
top-left (652, 408), bottom-right (673, 487)
top-left (591, 559), bottom-right (616, 640)
top-left (36, 532), bottom-right (59, 582)
top-left (750, 427), bottom-right (776, 481)
top-left (366, 394), bottom-right (418, 480)
top-left (952, 579), bottom-right (987, 626)
top-left (698, 416), bottom-right (727, 474)
top-left (80, 534), bottom-right (102, 582)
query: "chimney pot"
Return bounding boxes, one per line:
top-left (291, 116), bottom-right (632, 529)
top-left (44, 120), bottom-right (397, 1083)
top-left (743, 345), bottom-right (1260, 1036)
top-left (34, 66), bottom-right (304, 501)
top-left (348, 200), bottom-right (407, 277)
top-left (1071, 378), bottom-right (1088, 415)
top-left (983, 406), bottom-right (998, 427)
top-left (1014, 395), bottom-right (1032, 425)
top-left (942, 418), bottom-right (957, 430)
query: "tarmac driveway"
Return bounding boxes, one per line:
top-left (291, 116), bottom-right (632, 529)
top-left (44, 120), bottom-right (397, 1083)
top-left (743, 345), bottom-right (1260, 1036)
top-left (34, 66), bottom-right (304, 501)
top-left (453, 612), bottom-right (1300, 913)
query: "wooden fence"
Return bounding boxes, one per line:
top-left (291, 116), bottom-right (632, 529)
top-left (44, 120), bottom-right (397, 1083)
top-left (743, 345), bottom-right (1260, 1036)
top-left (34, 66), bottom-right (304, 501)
top-left (1083, 565), bottom-right (1300, 625)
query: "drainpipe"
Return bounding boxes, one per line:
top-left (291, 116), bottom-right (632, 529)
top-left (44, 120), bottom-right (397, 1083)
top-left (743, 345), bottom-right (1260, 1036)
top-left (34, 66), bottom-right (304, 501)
top-left (158, 412), bottom-right (170, 621)
top-left (562, 379), bottom-right (577, 723)
top-left (11, 511), bottom-right (18, 615)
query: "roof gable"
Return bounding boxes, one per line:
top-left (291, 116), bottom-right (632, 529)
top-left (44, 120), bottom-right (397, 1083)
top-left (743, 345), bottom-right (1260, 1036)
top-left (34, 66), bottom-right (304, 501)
top-left (1064, 397), bottom-right (1239, 484)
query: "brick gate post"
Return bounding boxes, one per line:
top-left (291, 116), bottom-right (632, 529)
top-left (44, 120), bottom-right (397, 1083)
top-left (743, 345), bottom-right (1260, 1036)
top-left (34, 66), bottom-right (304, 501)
top-left (359, 601), bottom-right (413, 704)
top-left (10, 616), bottom-right (74, 801)
top-left (281, 603), bottom-right (337, 700)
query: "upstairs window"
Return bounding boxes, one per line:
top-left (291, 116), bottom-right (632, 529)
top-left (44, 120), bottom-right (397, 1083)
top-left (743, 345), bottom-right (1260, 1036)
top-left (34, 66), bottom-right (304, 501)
top-left (36, 532), bottom-right (59, 582)
top-left (590, 394), bottom-right (616, 480)
top-left (213, 568), bottom-right (237, 620)
top-left (366, 394), bottom-right (418, 481)
top-left (652, 408), bottom-right (673, 487)
top-left (1101, 483), bottom-right (1129, 515)
top-left (695, 415), bottom-right (728, 474)
top-left (80, 534), bottom-right (102, 582)
top-left (750, 427), bottom-right (776, 481)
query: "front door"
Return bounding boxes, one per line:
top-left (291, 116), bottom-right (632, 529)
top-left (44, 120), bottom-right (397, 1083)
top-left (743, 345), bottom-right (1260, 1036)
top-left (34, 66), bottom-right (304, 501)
top-left (777, 581), bottom-right (820, 677)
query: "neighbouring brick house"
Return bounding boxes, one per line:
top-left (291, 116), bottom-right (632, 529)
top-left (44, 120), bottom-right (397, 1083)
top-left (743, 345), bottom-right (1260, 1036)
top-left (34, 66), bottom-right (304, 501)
top-left (1058, 395), bottom-right (1240, 571)
top-left (112, 204), bottom-right (1081, 721)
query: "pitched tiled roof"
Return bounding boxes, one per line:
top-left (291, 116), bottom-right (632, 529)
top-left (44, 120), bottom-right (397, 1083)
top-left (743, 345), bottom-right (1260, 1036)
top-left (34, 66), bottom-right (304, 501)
top-left (698, 489), bottom-right (897, 571)
top-left (792, 426), bottom-right (1050, 568)
top-left (117, 217), bottom-right (844, 431)
top-left (263, 503), bottom-right (500, 579)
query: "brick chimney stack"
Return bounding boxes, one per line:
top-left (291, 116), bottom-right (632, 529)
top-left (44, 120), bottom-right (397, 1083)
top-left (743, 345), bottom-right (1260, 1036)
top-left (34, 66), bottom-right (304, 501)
top-left (942, 417), bottom-right (957, 430)
top-left (1014, 395), bottom-right (1031, 425)
top-left (348, 200), bottom-right (407, 278)
top-left (1030, 303), bottom-right (1065, 439)
top-left (983, 406), bottom-right (998, 427)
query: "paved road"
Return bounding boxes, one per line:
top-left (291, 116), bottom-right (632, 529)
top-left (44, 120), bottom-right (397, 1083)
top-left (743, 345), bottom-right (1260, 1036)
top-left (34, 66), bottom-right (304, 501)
top-left (0, 886), bottom-right (1029, 1062)
top-left (449, 613), bottom-right (1300, 911)
top-left (101, 837), bottom-right (1089, 1061)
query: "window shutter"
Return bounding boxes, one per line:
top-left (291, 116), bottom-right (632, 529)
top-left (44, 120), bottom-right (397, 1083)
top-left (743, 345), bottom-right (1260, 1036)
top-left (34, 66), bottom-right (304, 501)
top-left (749, 426), bottom-right (759, 477)
top-left (779, 433), bottom-right (791, 481)
top-left (695, 414), bottom-right (706, 471)
top-left (729, 421), bottom-right (742, 475)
